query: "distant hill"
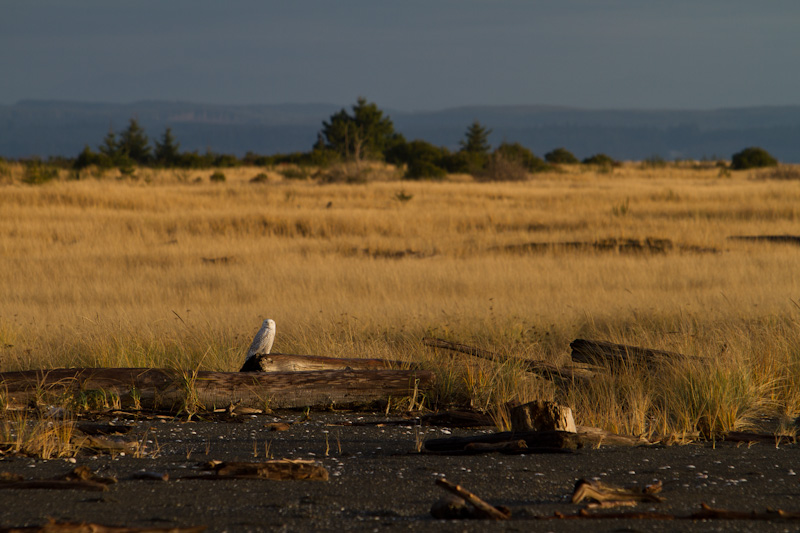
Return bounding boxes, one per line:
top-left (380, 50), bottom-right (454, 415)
top-left (2, 100), bottom-right (800, 162)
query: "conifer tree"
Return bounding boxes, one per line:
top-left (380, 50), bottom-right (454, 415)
top-left (154, 127), bottom-right (181, 167)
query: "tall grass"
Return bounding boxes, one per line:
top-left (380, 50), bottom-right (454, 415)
top-left (2, 162), bottom-right (800, 435)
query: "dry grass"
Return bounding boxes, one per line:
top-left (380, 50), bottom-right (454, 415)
top-left (2, 162), bottom-right (800, 436)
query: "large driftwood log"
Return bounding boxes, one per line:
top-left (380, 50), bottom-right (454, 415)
top-left (509, 400), bottom-right (576, 433)
top-left (570, 339), bottom-right (702, 368)
top-left (424, 430), bottom-right (581, 453)
top-left (422, 337), bottom-right (597, 381)
top-left (0, 367), bottom-right (434, 411)
top-left (239, 353), bottom-right (402, 372)
top-left (425, 426), bottom-right (649, 454)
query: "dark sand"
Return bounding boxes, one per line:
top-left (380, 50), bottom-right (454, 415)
top-left (1, 412), bottom-right (799, 532)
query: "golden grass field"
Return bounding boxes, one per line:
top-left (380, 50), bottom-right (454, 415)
top-left (2, 160), bottom-right (800, 439)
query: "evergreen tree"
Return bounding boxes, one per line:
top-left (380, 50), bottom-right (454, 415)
top-left (98, 128), bottom-right (120, 161)
top-left (459, 121), bottom-right (492, 155)
top-left (118, 118), bottom-right (152, 164)
top-left (320, 97), bottom-right (401, 162)
top-left (154, 127), bottom-right (181, 167)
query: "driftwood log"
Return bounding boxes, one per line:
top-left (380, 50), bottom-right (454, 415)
top-left (570, 339), bottom-right (702, 368)
top-left (509, 400), bottom-right (576, 433)
top-left (190, 459), bottom-right (329, 481)
top-left (423, 337), bottom-right (597, 381)
top-left (0, 367), bottom-right (433, 411)
top-left (0, 520), bottom-right (206, 533)
top-left (239, 353), bottom-right (403, 372)
top-left (425, 430), bottom-right (581, 453)
top-left (434, 478), bottom-right (511, 520)
top-left (425, 426), bottom-right (649, 454)
top-left (729, 235), bottom-right (800, 246)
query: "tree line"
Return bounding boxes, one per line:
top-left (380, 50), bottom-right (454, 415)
top-left (12, 97), bottom-right (782, 179)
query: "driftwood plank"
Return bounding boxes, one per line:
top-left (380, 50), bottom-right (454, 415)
top-left (423, 337), bottom-right (597, 381)
top-left (0, 367), bottom-right (434, 411)
top-left (570, 339), bottom-right (702, 368)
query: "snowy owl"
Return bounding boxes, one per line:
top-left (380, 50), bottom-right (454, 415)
top-left (239, 319), bottom-right (275, 371)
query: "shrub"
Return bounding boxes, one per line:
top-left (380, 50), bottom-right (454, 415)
top-left (406, 160), bottom-right (446, 180)
top-left (582, 153), bottom-right (617, 166)
top-left (759, 166), bottom-right (800, 181)
top-left (731, 147), bottom-right (778, 170)
top-left (476, 152), bottom-right (529, 182)
top-left (209, 171), bottom-right (226, 182)
top-left (494, 142), bottom-right (547, 172)
top-left (22, 159), bottom-right (59, 185)
top-left (387, 140), bottom-right (448, 180)
top-left (544, 147), bottom-right (579, 164)
top-left (250, 173), bottom-right (269, 183)
top-left (641, 155), bottom-right (667, 169)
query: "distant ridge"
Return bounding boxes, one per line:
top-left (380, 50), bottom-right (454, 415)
top-left (2, 100), bottom-right (800, 162)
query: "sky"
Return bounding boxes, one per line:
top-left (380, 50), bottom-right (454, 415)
top-left (2, 1), bottom-right (799, 111)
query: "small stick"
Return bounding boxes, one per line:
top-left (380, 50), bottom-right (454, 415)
top-left (435, 478), bottom-right (510, 520)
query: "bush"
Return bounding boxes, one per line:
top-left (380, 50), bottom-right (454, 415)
top-left (731, 147), bottom-right (778, 170)
top-left (582, 153), bottom-right (617, 166)
top-left (387, 140), bottom-right (449, 179)
top-left (406, 160), bottom-right (446, 180)
top-left (544, 147), bottom-right (579, 164)
top-left (641, 155), bottom-right (667, 169)
top-left (476, 153), bottom-right (529, 182)
top-left (22, 159), bottom-right (59, 185)
top-left (250, 173), bottom-right (269, 183)
top-left (209, 171), bottom-right (226, 182)
top-left (494, 142), bottom-right (547, 172)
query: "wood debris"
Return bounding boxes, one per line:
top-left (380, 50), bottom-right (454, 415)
top-left (570, 338), bottom-right (703, 369)
top-left (423, 336), bottom-right (597, 382)
top-left (0, 518), bottom-right (206, 532)
top-left (571, 479), bottom-right (664, 507)
top-left (509, 400), bottom-right (576, 433)
top-left (540, 503), bottom-right (800, 521)
top-left (190, 459), bottom-right (329, 481)
top-left (0, 367), bottom-right (434, 411)
top-left (433, 478), bottom-right (511, 520)
top-left (0, 466), bottom-right (116, 492)
top-left (425, 430), bottom-right (579, 454)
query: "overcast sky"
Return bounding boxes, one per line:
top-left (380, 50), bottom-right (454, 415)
top-left (3, 1), bottom-right (799, 111)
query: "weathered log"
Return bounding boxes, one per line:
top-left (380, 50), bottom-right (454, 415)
top-left (0, 519), bottom-right (206, 532)
top-left (239, 353), bottom-right (402, 372)
top-left (425, 426), bottom-right (648, 453)
top-left (422, 337), bottom-right (597, 381)
top-left (0, 466), bottom-right (116, 492)
top-left (509, 400), bottom-right (576, 433)
top-left (576, 426), bottom-right (651, 447)
top-left (729, 235), bottom-right (800, 246)
top-left (571, 479), bottom-right (663, 504)
top-left (424, 430), bottom-right (581, 453)
top-left (570, 338), bottom-right (702, 368)
top-left (0, 367), bottom-right (434, 411)
top-left (191, 459), bottom-right (328, 481)
top-left (435, 478), bottom-right (511, 520)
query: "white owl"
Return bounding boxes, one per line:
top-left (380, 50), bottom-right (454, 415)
top-left (240, 319), bottom-right (275, 371)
